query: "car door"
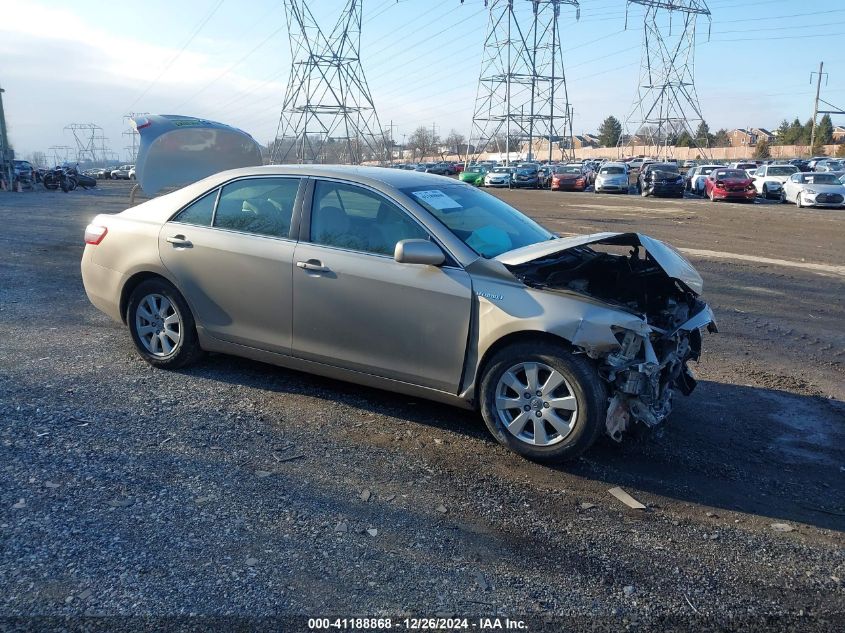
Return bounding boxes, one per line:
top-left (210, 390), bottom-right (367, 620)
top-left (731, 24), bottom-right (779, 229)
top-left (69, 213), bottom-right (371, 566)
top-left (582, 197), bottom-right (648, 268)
top-left (159, 176), bottom-right (303, 354)
top-left (291, 178), bottom-right (473, 393)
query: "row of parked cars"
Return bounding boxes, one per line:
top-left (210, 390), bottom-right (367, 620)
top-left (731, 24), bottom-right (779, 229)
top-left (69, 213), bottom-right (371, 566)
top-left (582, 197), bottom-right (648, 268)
top-left (82, 164), bottom-right (136, 180)
top-left (684, 160), bottom-right (845, 207)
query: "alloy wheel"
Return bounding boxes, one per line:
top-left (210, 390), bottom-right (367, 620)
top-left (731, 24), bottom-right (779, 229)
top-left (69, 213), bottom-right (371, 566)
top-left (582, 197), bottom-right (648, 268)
top-left (494, 361), bottom-right (578, 446)
top-left (135, 293), bottom-right (182, 357)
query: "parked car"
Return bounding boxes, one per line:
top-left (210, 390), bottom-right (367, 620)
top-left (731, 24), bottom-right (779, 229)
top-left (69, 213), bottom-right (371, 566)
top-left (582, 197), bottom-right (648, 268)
top-left (637, 163), bottom-right (685, 197)
top-left (685, 165), bottom-right (720, 196)
top-left (80, 165), bottom-right (715, 462)
top-left (129, 166), bottom-right (136, 180)
top-left (729, 162), bottom-right (758, 174)
top-left (12, 160), bottom-right (34, 187)
top-left (484, 166), bottom-right (514, 187)
top-left (750, 163), bottom-right (798, 199)
top-left (788, 159), bottom-right (811, 172)
top-left (511, 165), bottom-right (540, 189)
top-left (426, 162), bottom-right (456, 176)
top-left (593, 163), bottom-right (629, 194)
top-left (550, 164), bottom-right (588, 191)
top-left (806, 156), bottom-right (829, 171)
top-left (781, 172), bottom-right (845, 208)
top-left (704, 168), bottom-right (756, 202)
top-left (110, 164), bottom-right (135, 180)
top-left (93, 166), bottom-right (113, 179)
top-left (459, 165), bottom-right (488, 186)
top-left (813, 159), bottom-right (844, 173)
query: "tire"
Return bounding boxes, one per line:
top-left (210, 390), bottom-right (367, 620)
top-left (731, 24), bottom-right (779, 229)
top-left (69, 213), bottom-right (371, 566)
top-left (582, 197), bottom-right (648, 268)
top-left (479, 341), bottom-right (607, 462)
top-left (640, 186), bottom-right (649, 197)
top-left (780, 190), bottom-right (787, 204)
top-left (762, 185), bottom-right (768, 199)
top-left (796, 193), bottom-right (803, 208)
top-left (127, 278), bottom-right (203, 369)
top-left (709, 189), bottom-right (715, 202)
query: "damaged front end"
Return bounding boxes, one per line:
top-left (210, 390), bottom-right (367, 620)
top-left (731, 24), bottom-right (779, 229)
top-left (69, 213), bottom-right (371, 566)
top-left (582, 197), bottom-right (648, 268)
top-left (498, 232), bottom-right (717, 441)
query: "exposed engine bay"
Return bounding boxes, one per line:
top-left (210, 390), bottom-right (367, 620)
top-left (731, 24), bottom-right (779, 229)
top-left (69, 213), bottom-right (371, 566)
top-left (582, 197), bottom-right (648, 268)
top-left (504, 233), bottom-right (717, 441)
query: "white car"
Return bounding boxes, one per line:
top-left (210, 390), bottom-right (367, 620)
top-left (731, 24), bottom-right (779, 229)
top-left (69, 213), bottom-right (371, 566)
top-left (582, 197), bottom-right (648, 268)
top-left (686, 164), bottom-right (720, 196)
top-left (484, 167), bottom-right (514, 188)
top-left (751, 164), bottom-right (798, 200)
top-left (781, 172), bottom-right (845, 208)
top-left (593, 162), bottom-right (629, 194)
top-left (110, 164), bottom-right (135, 180)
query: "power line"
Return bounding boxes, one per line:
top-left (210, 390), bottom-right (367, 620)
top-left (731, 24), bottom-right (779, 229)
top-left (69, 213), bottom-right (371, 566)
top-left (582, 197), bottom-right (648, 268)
top-left (127, 0), bottom-right (226, 109)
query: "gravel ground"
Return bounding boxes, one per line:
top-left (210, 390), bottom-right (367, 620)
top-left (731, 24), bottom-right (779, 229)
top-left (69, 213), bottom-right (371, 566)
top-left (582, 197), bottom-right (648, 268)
top-left (0, 182), bottom-right (843, 631)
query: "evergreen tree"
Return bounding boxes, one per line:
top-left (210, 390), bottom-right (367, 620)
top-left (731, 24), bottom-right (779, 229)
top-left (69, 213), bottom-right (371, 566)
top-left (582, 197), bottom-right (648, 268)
top-left (816, 114), bottom-right (834, 145)
top-left (713, 129), bottom-right (730, 147)
top-left (753, 138), bottom-right (771, 159)
top-left (694, 120), bottom-right (713, 145)
top-left (676, 132), bottom-right (693, 148)
top-left (597, 116), bottom-right (622, 147)
top-left (775, 119), bottom-right (790, 144)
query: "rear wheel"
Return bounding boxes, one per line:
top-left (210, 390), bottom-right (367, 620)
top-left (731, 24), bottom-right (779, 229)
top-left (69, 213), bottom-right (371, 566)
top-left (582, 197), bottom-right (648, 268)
top-left (127, 278), bottom-right (203, 369)
top-left (480, 341), bottom-right (606, 462)
top-left (796, 193), bottom-right (803, 208)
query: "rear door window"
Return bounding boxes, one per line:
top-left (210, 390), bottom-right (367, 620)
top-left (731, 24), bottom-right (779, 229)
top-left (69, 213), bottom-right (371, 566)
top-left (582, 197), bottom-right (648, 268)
top-left (173, 190), bottom-right (218, 226)
top-left (213, 177), bottom-right (300, 238)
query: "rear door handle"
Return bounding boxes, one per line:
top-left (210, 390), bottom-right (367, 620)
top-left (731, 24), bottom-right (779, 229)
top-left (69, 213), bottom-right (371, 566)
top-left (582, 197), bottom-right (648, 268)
top-left (166, 235), bottom-right (193, 248)
top-left (296, 259), bottom-right (330, 273)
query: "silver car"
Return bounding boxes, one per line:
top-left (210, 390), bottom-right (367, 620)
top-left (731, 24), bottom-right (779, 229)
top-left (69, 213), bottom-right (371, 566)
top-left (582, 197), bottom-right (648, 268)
top-left (81, 165), bottom-right (716, 462)
top-left (593, 162), bottom-right (629, 194)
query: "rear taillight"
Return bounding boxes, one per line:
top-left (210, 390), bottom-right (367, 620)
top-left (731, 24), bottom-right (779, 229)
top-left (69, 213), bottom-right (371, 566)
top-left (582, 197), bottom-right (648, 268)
top-left (84, 224), bottom-right (108, 245)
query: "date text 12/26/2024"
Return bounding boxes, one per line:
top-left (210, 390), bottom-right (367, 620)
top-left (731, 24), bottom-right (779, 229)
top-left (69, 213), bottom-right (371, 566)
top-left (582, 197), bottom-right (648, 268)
top-left (308, 618), bottom-right (528, 630)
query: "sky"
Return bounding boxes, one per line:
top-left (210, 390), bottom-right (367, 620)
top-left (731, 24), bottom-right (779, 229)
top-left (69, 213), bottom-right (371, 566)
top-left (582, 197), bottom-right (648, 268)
top-left (1, 0), bottom-right (844, 162)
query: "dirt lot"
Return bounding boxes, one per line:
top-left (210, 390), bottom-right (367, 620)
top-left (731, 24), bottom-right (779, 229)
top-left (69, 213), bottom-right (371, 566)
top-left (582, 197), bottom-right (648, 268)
top-left (1, 181), bottom-right (843, 630)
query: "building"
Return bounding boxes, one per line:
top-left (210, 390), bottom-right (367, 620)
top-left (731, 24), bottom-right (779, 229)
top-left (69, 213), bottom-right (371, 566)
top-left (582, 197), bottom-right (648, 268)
top-left (728, 128), bottom-right (758, 147)
top-left (833, 126), bottom-right (845, 143)
top-left (750, 128), bottom-right (775, 143)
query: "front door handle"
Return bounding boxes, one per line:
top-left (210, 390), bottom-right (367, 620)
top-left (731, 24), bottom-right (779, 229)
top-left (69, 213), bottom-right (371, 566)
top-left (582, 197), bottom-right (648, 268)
top-left (296, 259), bottom-right (330, 273)
top-left (166, 234), bottom-right (193, 248)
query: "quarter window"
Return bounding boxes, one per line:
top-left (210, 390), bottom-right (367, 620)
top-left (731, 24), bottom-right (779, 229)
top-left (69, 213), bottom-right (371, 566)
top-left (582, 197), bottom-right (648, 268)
top-left (213, 178), bottom-right (300, 238)
top-left (310, 181), bottom-right (429, 256)
top-left (173, 190), bottom-right (218, 226)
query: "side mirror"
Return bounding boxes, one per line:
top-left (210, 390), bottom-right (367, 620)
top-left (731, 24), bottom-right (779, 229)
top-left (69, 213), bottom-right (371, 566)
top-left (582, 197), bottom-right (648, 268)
top-left (394, 239), bottom-right (445, 266)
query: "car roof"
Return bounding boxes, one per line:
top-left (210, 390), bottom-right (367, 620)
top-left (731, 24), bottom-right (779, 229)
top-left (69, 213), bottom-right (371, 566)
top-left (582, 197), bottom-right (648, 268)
top-left (197, 164), bottom-right (460, 190)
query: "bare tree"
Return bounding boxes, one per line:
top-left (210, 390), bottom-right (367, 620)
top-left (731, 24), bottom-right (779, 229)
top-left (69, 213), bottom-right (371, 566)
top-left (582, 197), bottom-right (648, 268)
top-left (443, 129), bottom-right (466, 158)
top-left (407, 126), bottom-right (439, 161)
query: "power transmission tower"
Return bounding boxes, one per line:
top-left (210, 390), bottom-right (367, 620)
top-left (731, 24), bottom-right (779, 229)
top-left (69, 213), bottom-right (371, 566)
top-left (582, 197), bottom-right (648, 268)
top-left (48, 145), bottom-right (73, 166)
top-left (619, 0), bottom-right (711, 160)
top-left (466, 0), bottom-right (579, 165)
top-left (0, 82), bottom-right (13, 186)
top-left (65, 123), bottom-right (103, 165)
top-left (122, 112), bottom-right (147, 164)
top-left (272, 0), bottom-right (388, 165)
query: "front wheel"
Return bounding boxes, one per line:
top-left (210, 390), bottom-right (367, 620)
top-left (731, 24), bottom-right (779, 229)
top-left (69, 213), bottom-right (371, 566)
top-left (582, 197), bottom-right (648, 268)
top-left (796, 193), bottom-right (803, 208)
top-left (127, 278), bottom-right (203, 369)
top-left (479, 342), bottom-right (606, 462)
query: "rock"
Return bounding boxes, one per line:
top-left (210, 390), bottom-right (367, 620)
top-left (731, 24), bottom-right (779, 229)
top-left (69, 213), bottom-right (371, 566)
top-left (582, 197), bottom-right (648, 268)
top-left (580, 502), bottom-right (595, 510)
top-left (107, 498), bottom-right (135, 508)
top-left (78, 589), bottom-right (92, 600)
top-left (623, 585), bottom-right (635, 597)
top-left (706, 512), bottom-right (717, 518)
top-left (245, 557), bottom-right (258, 566)
top-left (44, 481), bottom-right (60, 489)
top-left (435, 504), bottom-right (448, 514)
top-left (366, 528), bottom-right (378, 537)
top-left (195, 496), bottom-right (212, 505)
top-left (12, 499), bottom-right (26, 509)
top-left (382, 494), bottom-right (395, 502)
top-left (475, 571), bottom-right (490, 591)
top-left (360, 489), bottom-right (371, 502)
top-left (334, 521), bottom-right (348, 533)
top-left (434, 439), bottom-right (443, 445)
top-left (770, 523), bottom-right (795, 532)
top-left (254, 470), bottom-right (272, 478)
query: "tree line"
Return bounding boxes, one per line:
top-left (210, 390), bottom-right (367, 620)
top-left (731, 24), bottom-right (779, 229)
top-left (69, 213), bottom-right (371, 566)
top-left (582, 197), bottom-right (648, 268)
top-left (596, 114), bottom-right (840, 155)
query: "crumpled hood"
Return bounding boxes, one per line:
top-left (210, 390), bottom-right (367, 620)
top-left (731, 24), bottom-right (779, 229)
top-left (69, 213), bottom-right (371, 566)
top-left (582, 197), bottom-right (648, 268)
top-left (495, 232), bottom-right (704, 295)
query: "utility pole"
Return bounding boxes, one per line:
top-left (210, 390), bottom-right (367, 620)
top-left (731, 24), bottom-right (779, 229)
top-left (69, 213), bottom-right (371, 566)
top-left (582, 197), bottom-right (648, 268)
top-left (0, 83), bottom-right (13, 187)
top-left (431, 122), bottom-right (438, 160)
top-left (809, 61), bottom-right (826, 152)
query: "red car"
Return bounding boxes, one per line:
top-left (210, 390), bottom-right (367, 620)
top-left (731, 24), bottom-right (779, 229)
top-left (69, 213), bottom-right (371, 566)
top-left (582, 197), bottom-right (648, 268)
top-left (704, 168), bottom-right (757, 202)
top-left (550, 164), bottom-right (589, 191)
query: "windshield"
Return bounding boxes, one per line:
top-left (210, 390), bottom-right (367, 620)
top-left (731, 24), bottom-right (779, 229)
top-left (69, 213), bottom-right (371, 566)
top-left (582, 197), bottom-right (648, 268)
top-left (804, 174), bottom-right (839, 184)
top-left (466, 167), bottom-right (487, 174)
top-left (599, 166), bottom-right (625, 175)
top-left (768, 166), bottom-right (797, 176)
top-left (714, 169), bottom-right (748, 179)
top-left (557, 166), bottom-right (582, 174)
top-left (401, 184), bottom-right (553, 258)
top-left (649, 164), bottom-right (679, 173)
top-left (491, 167), bottom-right (511, 174)
top-left (735, 164), bottom-right (756, 170)
top-left (700, 166), bottom-right (717, 175)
